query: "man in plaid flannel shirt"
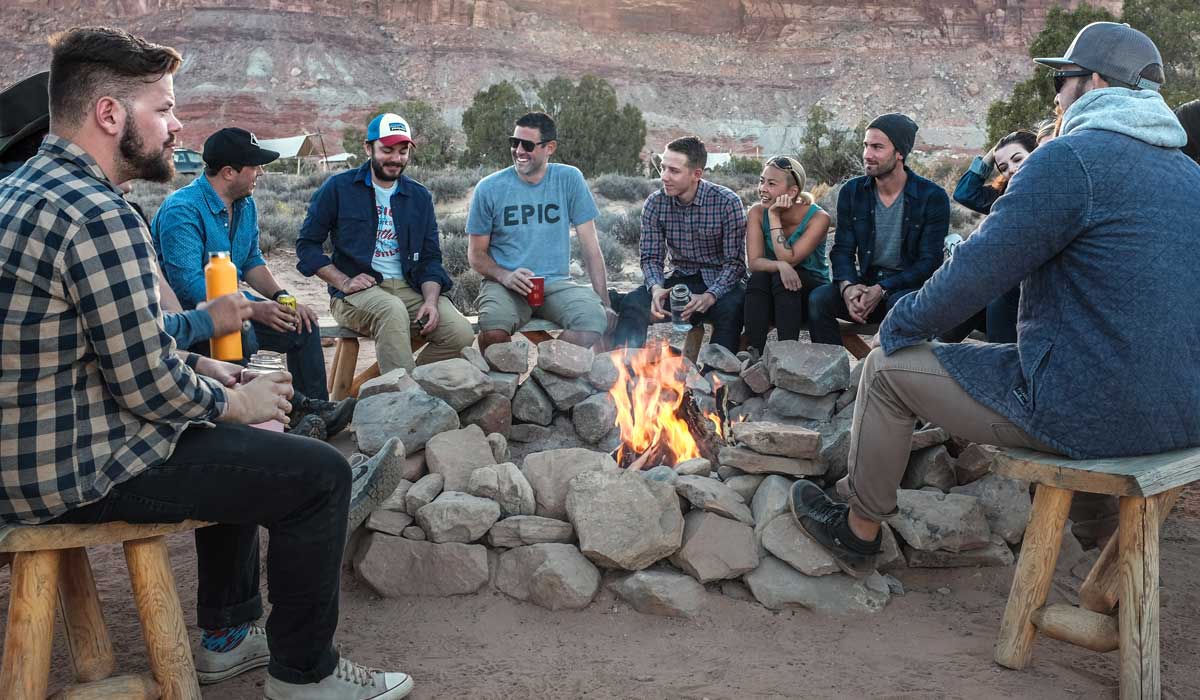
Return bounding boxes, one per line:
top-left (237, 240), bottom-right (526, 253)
top-left (612, 136), bottom-right (748, 351)
top-left (0, 27), bottom-right (413, 700)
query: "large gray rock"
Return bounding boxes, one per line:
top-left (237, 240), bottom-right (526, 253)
top-left (424, 424), bottom-right (496, 493)
top-left (889, 489), bottom-right (992, 553)
top-left (587, 351), bottom-right (622, 391)
top-left (674, 457), bottom-right (712, 477)
top-left (611, 567), bottom-right (708, 618)
top-left (512, 379), bottom-right (555, 426)
top-left (531, 367), bottom-right (593, 411)
top-left (763, 340), bottom-right (850, 396)
top-left (901, 446), bottom-right (957, 492)
top-left (415, 491), bottom-right (500, 543)
top-left (740, 361), bottom-right (772, 395)
top-left (353, 389), bottom-right (459, 455)
top-left (955, 443), bottom-right (1002, 485)
top-left (761, 513), bottom-right (839, 576)
top-left (467, 466), bottom-right (500, 500)
top-left (353, 534), bottom-right (488, 597)
top-left (460, 346), bottom-right (490, 374)
top-left (521, 448), bottom-right (618, 519)
top-left (724, 475), bottom-right (765, 504)
top-left (674, 475), bottom-right (754, 525)
top-left (487, 515), bottom-right (574, 548)
top-left (668, 511), bottom-right (758, 582)
top-left (744, 556), bottom-right (890, 614)
top-left (404, 473), bottom-right (444, 514)
top-left (814, 417), bottom-right (853, 482)
top-left (537, 339), bottom-right (594, 378)
top-left (487, 371), bottom-right (520, 400)
top-left (698, 343), bottom-right (742, 373)
top-left (492, 462), bottom-right (536, 517)
top-left (483, 340), bottom-right (530, 374)
top-left (751, 475), bottom-right (793, 543)
top-left (642, 465), bottom-right (677, 484)
top-left (411, 358), bottom-right (494, 411)
top-left (572, 393), bottom-right (617, 444)
top-left (951, 473), bottom-right (1031, 544)
top-left (718, 446), bottom-right (825, 478)
top-left (903, 535), bottom-right (1015, 568)
top-left (358, 368), bottom-right (418, 399)
top-left (494, 544), bottom-right (600, 610)
top-left (487, 432), bottom-right (509, 463)
top-left (459, 394), bottom-right (512, 437)
top-left (766, 388), bottom-right (837, 420)
top-left (730, 421), bottom-right (822, 459)
top-left (566, 469), bottom-right (684, 571)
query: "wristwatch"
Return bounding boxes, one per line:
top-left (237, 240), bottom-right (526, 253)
top-left (271, 289), bottom-right (291, 302)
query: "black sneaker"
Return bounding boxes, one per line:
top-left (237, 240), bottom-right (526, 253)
top-left (287, 413), bottom-right (327, 441)
top-left (788, 479), bottom-right (880, 578)
top-left (292, 396), bottom-right (356, 438)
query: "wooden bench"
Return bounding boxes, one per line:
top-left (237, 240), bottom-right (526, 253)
top-left (991, 446), bottom-right (1200, 699)
top-left (0, 520), bottom-right (211, 700)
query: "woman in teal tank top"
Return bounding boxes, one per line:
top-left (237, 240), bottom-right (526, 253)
top-left (743, 156), bottom-right (832, 353)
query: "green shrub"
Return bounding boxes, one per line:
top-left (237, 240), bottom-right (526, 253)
top-left (705, 170), bottom-right (758, 193)
top-left (421, 171), bottom-right (475, 203)
top-left (440, 235), bottom-right (471, 277)
top-left (257, 210), bottom-right (304, 255)
top-left (439, 212), bottom-right (467, 237)
top-left (714, 155), bottom-right (763, 175)
top-left (449, 270), bottom-right (483, 314)
top-left (591, 173), bottom-right (658, 202)
top-left (569, 231), bottom-right (628, 276)
top-left (604, 206), bottom-right (642, 247)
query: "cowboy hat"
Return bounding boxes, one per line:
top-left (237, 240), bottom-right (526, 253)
top-left (0, 71), bottom-right (50, 160)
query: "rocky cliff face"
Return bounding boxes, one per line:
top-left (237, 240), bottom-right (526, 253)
top-left (3, 0), bottom-right (1120, 155)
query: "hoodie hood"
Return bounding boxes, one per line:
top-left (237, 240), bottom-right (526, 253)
top-left (1061, 87), bottom-right (1188, 148)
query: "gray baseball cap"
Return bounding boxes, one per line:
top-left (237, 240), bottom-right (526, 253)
top-left (1034, 21), bottom-right (1163, 91)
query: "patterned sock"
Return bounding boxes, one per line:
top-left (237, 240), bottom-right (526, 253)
top-left (201, 622), bottom-right (251, 653)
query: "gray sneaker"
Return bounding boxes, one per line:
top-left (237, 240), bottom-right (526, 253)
top-left (347, 437), bottom-right (404, 534)
top-left (195, 624), bottom-right (269, 684)
top-left (263, 656), bottom-right (413, 700)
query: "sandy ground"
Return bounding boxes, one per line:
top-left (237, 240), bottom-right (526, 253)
top-left (5, 256), bottom-right (1200, 698)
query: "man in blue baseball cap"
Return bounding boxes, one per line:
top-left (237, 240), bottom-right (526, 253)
top-left (297, 113), bottom-right (473, 375)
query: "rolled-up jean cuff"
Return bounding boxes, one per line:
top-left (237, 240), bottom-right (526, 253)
top-left (269, 644), bottom-right (340, 685)
top-left (837, 475), bottom-right (896, 522)
top-left (197, 594), bottom-right (264, 631)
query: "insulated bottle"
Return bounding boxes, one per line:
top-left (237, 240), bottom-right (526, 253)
top-left (205, 251), bottom-right (242, 361)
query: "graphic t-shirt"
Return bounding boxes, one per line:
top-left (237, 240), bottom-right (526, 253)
top-left (465, 163), bottom-right (599, 281)
top-left (371, 181), bottom-right (402, 278)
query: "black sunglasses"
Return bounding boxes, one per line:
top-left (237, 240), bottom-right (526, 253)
top-left (1053, 69), bottom-right (1092, 93)
top-left (770, 156), bottom-right (802, 188)
top-left (508, 136), bottom-right (552, 152)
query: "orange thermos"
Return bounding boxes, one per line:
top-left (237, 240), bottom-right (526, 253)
top-left (204, 251), bottom-right (242, 361)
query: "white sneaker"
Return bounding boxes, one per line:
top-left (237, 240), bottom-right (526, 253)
top-left (195, 624), bottom-right (270, 684)
top-left (263, 656), bottom-right (413, 699)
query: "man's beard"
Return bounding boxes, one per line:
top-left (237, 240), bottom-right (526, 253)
top-left (866, 153), bottom-right (900, 178)
top-left (370, 156), bottom-right (404, 183)
top-left (118, 112), bottom-right (175, 183)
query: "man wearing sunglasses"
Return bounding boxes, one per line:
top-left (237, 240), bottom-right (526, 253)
top-left (787, 23), bottom-right (1199, 581)
top-left (467, 111), bottom-right (613, 352)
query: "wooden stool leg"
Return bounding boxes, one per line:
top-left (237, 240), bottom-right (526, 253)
top-left (0, 549), bottom-right (62, 700)
top-left (1081, 486), bottom-right (1182, 615)
top-left (327, 340), bottom-right (344, 394)
top-left (124, 536), bottom-right (200, 700)
top-left (58, 547), bottom-right (115, 682)
top-left (49, 673), bottom-right (161, 700)
top-left (840, 330), bottom-right (873, 360)
top-left (330, 337), bottom-right (359, 401)
top-left (1118, 494), bottom-right (1162, 699)
top-left (994, 484), bottom-right (1074, 670)
top-left (349, 361), bottom-right (381, 398)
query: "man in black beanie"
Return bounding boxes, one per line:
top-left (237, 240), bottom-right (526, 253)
top-left (806, 112), bottom-right (949, 346)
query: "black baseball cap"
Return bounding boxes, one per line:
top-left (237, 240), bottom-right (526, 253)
top-left (202, 127), bottom-right (279, 170)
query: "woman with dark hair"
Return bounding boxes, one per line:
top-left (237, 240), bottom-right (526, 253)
top-left (942, 130), bottom-right (1039, 344)
top-left (1176, 99), bottom-right (1200, 165)
top-left (743, 155), bottom-right (831, 353)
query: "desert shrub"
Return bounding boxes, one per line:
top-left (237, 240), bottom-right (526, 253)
top-left (603, 206), bottom-right (642, 247)
top-left (440, 235), bottom-right (471, 277)
top-left (257, 209), bottom-right (304, 255)
top-left (422, 171), bottom-right (475, 203)
top-left (706, 170), bottom-right (758, 193)
top-left (569, 231), bottom-right (628, 276)
top-left (737, 187), bottom-right (759, 206)
top-left (439, 212), bottom-right (467, 237)
top-left (449, 270), bottom-right (483, 314)
top-left (591, 173), bottom-right (658, 202)
top-left (714, 155), bottom-right (763, 175)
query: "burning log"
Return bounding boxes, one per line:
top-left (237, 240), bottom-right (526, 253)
top-left (612, 387), bottom-right (725, 470)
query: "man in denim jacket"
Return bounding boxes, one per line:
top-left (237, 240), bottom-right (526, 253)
top-left (807, 113), bottom-right (949, 347)
top-left (789, 24), bottom-right (1200, 576)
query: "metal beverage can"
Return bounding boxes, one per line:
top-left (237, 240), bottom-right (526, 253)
top-left (276, 294), bottom-right (297, 312)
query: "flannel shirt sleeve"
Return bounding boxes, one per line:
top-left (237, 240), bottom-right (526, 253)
top-left (152, 200), bottom-right (209, 308)
top-left (63, 209), bottom-right (227, 422)
top-left (639, 194), bottom-right (667, 290)
top-left (707, 195), bottom-right (748, 299)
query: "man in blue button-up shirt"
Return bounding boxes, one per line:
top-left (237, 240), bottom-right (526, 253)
top-left (152, 128), bottom-right (338, 417)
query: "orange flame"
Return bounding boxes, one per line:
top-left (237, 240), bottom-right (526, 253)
top-left (608, 342), bottom-right (722, 469)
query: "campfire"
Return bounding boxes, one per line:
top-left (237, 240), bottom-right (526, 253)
top-left (608, 342), bottom-right (726, 471)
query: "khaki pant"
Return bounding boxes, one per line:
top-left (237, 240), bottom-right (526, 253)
top-left (330, 278), bottom-right (474, 374)
top-left (839, 343), bottom-right (1115, 543)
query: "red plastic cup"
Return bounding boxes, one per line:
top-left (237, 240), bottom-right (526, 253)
top-left (528, 276), bottom-right (545, 307)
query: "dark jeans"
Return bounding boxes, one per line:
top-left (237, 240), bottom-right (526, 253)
top-left (939, 285), bottom-right (1020, 344)
top-left (743, 268), bottom-right (827, 352)
top-left (807, 281), bottom-right (914, 346)
top-left (249, 319), bottom-right (329, 401)
top-left (612, 275), bottom-right (746, 352)
top-left (49, 423), bottom-right (350, 684)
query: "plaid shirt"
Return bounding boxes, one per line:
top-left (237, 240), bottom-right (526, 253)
top-left (0, 136), bottom-right (227, 524)
top-left (639, 179), bottom-right (747, 298)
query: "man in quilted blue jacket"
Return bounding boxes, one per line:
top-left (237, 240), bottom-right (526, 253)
top-left (789, 22), bottom-right (1200, 576)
